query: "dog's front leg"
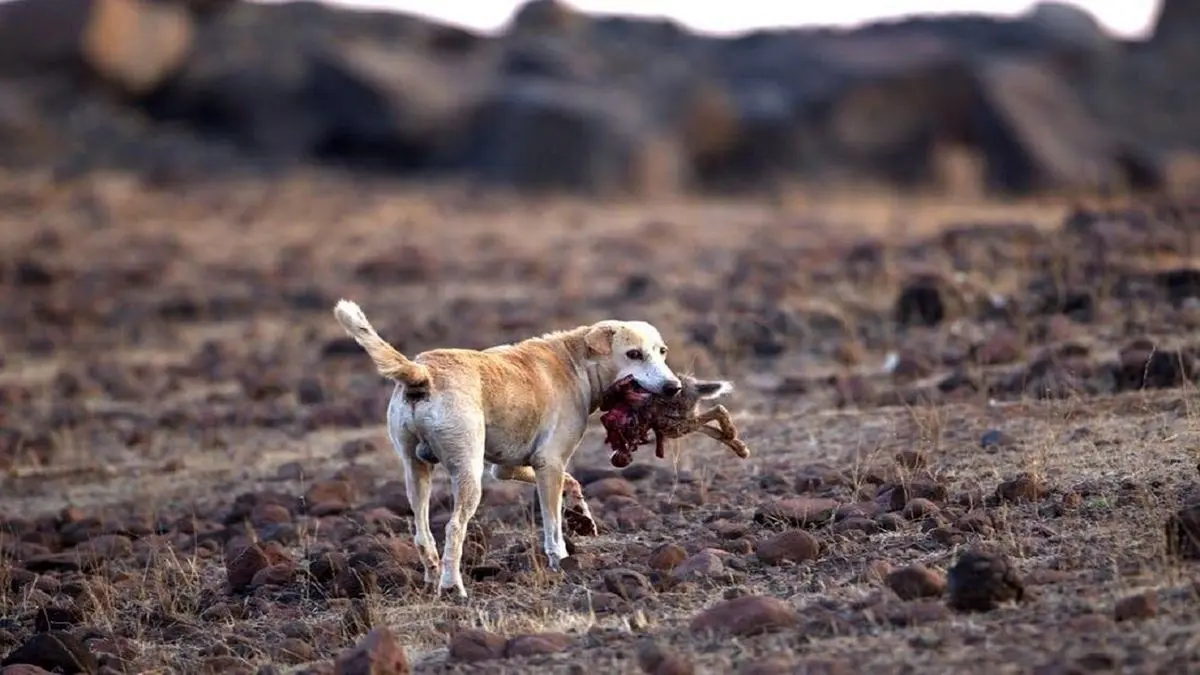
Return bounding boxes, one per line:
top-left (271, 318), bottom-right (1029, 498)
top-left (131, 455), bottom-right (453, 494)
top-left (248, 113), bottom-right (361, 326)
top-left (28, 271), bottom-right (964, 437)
top-left (533, 464), bottom-right (569, 569)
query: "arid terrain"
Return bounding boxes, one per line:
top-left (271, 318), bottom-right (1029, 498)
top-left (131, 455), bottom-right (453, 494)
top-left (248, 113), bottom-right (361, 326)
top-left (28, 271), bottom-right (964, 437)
top-left (3, 169), bottom-right (1200, 674)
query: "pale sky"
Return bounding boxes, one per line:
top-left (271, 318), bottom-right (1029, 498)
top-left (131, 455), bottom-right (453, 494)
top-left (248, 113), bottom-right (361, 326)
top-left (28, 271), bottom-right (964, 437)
top-left (256, 1), bottom-right (1161, 39)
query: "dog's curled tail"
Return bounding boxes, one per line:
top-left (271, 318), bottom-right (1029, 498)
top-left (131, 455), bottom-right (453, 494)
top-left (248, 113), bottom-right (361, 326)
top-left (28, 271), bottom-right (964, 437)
top-left (333, 299), bottom-right (431, 389)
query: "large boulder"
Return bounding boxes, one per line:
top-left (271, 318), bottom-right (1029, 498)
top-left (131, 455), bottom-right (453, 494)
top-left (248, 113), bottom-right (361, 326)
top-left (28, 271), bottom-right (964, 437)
top-left (1151, 0), bottom-right (1198, 51)
top-left (136, 1), bottom-right (483, 166)
top-left (804, 33), bottom-right (982, 188)
top-left (452, 79), bottom-right (687, 197)
top-left (792, 36), bottom-right (1161, 196)
top-left (1022, 2), bottom-right (1114, 60)
top-left (0, 0), bottom-right (194, 95)
top-left (973, 56), bottom-right (1161, 194)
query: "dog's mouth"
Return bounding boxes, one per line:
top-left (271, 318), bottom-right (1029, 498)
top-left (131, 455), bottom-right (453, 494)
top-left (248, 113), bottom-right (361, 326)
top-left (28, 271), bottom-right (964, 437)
top-left (610, 374), bottom-right (652, 402)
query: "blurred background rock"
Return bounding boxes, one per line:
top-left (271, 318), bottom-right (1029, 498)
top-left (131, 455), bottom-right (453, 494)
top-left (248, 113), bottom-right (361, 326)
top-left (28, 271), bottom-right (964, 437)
top-left (0, 0), bottom-right (1189, 199)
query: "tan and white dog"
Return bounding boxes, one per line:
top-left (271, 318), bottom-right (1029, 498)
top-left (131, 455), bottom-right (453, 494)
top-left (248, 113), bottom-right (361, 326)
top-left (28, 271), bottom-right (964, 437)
top-left (332, 299), bottom-right (683, 598)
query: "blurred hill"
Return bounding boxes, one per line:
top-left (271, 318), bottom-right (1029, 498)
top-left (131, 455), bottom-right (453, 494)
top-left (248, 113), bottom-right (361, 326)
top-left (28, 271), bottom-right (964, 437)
top-left (0, 0), bottom-right (1192, 198)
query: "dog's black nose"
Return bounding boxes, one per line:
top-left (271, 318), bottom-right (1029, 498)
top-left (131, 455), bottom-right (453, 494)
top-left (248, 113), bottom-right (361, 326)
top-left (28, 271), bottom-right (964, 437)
top-left (662, 381), bottom-right (682, 396)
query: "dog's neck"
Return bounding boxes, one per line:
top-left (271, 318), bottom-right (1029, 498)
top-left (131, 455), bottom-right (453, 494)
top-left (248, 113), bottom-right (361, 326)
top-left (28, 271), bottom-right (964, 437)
top-left (549, 325), bottom-right (615, 414)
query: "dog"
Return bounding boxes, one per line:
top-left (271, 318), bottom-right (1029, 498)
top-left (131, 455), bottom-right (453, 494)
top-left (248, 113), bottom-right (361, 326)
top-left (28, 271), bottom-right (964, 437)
top-left (332, 299), bottom-right (683, 598)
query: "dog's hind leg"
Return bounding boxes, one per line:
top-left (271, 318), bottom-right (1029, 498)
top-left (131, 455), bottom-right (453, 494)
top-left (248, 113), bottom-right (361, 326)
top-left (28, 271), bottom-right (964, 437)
top-left (398, 433), bottom-right (440, 585)
top-left (491, 465), bottom-right (597, 536)
top-left (434, 421), bottom-right (486, 599)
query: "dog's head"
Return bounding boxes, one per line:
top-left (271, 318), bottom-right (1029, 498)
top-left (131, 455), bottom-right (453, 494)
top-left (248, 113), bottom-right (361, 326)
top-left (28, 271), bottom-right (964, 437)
top-left (584, 320), bottom-right (682, 396)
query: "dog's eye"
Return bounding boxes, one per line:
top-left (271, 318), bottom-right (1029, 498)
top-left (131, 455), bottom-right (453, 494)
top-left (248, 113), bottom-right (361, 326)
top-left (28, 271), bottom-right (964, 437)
top-left (625, 349), bottom-right (644, 361)
top-left (659, 347), bottom-right (668, 356)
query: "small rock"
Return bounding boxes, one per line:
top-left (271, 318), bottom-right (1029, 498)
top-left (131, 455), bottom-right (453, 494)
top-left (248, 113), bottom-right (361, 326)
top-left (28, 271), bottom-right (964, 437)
top-left (30, 606), bottom-right (84, 633)
top-left (894, 276), bottom-right (949, 327)
top-left (447, 629), bottom-right (507, 663)
top-left (250, 503), bottom-right (292, 527)
top-left (305, 480), bottom-right (355, 516)
top-left (1166, 504), bottom-right (1200, 559)
top-left (1064, 614), bottom-right (1115, 633)
top-left (980, 429), bottom-right (1017, 449)
top-left (672, 550), bottom-right (726, 582)
top-left (334, 626), bottom-right (409, 675)
top-left (504, 632), bottom-right (571, 658)
top-left (647, 543), bottom-right (687, 571)
top-left (225, 542), bottom-right (271, 593)
top-left (339, 438), bottom-right (377, 461)
top-left (0, 631), bottom-right (98, 673)
top-left (888, 349), bottom-right (935, 383)
top-left (947, 548), bottom-right (1025, 612)
top-left (297, 377), bottom-right (326, 405)
top-left (740, 658), bottom-right (852, 675)
top-left (251, 563), bottom-right (296, 588)
top-left (836, 501), bottom-right (881, 520)
top-left (894, 450), bottom-right (928, 470)
top-left (753, 498), bottom-right (839, 528)
top-left (883, 600), bottom-right (951, 627)
top-left (792, 464), bottom-right (835, 493)
top-left (584, 478), bottom-right (636, 501)
top-left (603, 569), bottom-right (655, 601)
top-left (859, 560), bottom-right (893, 584)
top-left (927, 527), bottom-right (962, 547)
top-left (974, 330), bottom-right (1023, 366)
top-left (886, 564), bottom-right (947, 600)
top-left (955, 511), bottom-right (995, 535)
top-left (307, 551), bottom-right (348, 585)
top-left (342, 600), bottom-right (374, 637)
top-left (995, 473), bottom-right (1050, 504)
top-left (274, 639), bottom-right (317, 665)
top-left (636, 640), bottom-right (693, 675)
top-left (276, 462), bottom-right (307, 481)
top-left (1113, 591), bottom-right (1157, 622)
top-left (902, 499), bottom-right (939, 520)
top-left (202, 656), bottom-right (255, 674)
top-left (1, 665), bottom-right (57, 675)
top-left (755, 530), bottom-right (821, 565)
top-left (885, 481), bottom-right (947, 512)
top-left (1060, 491), bottom-right (1083, 509)
top-left (833, 517), bottom-right (881, 535)
top-left (75, 534), bottom-right (133, 565)
top-left (688, 595), bottom-right (798, 637)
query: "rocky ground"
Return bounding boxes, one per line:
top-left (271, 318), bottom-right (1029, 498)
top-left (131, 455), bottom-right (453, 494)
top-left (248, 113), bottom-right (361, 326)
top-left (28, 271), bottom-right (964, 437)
top-left (2, 169), bottom-right (1200, 674)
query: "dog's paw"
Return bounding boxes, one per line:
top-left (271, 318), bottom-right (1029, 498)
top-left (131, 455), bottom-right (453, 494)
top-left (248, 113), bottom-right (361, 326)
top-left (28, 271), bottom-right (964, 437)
top-left (436, 581), bottom-right (468, 602)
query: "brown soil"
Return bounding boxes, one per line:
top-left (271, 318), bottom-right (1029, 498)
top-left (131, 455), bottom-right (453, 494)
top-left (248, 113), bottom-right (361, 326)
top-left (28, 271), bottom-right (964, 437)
top-left (2, 170), bottom-right (1200, 674)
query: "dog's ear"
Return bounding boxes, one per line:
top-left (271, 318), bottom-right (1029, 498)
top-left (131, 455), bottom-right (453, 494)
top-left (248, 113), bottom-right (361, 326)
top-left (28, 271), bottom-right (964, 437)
top-left (585, 324), bottom-right (615, 358)
top-left (695, 380), bottom-right (733, 399)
